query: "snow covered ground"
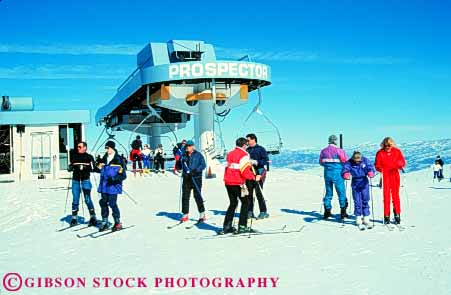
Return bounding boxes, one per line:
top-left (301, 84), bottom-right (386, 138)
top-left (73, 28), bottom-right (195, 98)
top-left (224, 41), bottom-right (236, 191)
top-left (1, 167), bottom-right (450, 295)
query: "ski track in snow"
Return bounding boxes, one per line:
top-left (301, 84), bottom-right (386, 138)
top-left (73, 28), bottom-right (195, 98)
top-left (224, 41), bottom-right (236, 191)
top-left (0, 168), bottom-right (450, 295)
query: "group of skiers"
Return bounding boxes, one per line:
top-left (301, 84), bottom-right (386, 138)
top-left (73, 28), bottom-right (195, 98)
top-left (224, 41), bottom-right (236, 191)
top-left (66, 130), bottom-right (430, 234)
top-left (319, 135), bottom-right (406, 228)
top-left (173, 133), bottom-right (270, 235)
top-left (128, 135), bottom-right (166, 175)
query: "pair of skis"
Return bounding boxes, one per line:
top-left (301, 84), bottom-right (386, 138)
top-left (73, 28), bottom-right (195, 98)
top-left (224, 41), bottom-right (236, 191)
top-left (384, 223), bottom-right (406, 231)
top-left (166, 219), bottom-right (215, 230)
top-left (76, 225), bottom-right (135, 239)
top-left (195, 225), bottom-right (305, 240)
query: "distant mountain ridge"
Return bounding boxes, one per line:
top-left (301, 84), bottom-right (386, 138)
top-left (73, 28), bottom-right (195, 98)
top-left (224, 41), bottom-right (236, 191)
top-left (271, 138), bottom-right (451, 172)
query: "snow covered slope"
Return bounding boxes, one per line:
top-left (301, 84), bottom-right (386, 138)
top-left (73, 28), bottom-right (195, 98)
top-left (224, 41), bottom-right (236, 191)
top-left (0, 168), bottom-right (450, 294)
top-left (272, 138), bottom-right (451, 173)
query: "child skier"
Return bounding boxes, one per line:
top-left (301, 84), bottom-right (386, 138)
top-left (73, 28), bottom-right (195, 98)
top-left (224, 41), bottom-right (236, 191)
top-left (97, 141), bottom-right (127, 232)
top-left (342, 151), bottom-right (375, 229)
top-left (141, 144), bottom-right (152, 174)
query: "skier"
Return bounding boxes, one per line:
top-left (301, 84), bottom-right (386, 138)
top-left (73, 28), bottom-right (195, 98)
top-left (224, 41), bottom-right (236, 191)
top-left (342, 151), bottom-right (375, 228)
top-left (246, 133), bottom-right (269, 219)
top-left (432, 160), bottom-right (442, 182)
top-left (97, 140), bottom-right (127, 232)
top-left (222, 137), bottom-right (258, 234)
top-left (173, 139), bottom-right (186, 173)
top-left (374, 137), bottom-right (406, 225)
top-left (67, 141), bottom-right (98, 226)
top-left (319, 135), bottom-right (349, 220)
top-left (141, 144), bottom-right (152, 174)
top-left (130, 135), bottom-right (143, 175)
top-left (153, 144), bottom-right (165, 173)
top-left (180, 140), bottom-right (207, 223)
top-left (436, 155), bottom-right (444, 180)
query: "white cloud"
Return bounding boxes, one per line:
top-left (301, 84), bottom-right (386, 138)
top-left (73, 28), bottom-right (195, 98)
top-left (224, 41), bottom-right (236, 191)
top-left (0, 43), bottom-right (410, 65)
top-left (0, 44), bottom-right (142, 55)
top-left (216, 46), bottom-right (410, 64)
top-left (0, 64), bottom-right (129, 79)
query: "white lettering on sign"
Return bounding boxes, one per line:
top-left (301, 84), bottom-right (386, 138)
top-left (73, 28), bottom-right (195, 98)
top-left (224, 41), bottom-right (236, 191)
top-left (168, 62), bottom-right (269, 80)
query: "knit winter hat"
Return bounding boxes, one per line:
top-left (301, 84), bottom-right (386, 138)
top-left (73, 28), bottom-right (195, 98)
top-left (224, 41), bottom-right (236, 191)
top-left (105, 140), bottom-right (116, 150)
top-left (328, 135), bottom-right (338, 145)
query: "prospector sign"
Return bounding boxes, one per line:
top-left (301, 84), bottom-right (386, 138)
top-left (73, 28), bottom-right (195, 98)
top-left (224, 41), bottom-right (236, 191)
top-left (168, 61), bottom-right (270, 81)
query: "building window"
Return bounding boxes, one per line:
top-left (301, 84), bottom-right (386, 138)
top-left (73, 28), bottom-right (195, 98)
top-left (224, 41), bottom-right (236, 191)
top-left (0, 125), bottom-right (11, 174)
top-left (59, 125), bottom-right (68, 170)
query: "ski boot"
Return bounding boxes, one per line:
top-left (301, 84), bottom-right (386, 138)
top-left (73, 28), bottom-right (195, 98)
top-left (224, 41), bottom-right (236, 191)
top-left (363, 216), bottom-right (370, 226)
top-left (257, 212), bottom-right (270, 219)
top-left (355, 216), bottom-right (363, 226)
top-left (234, 225), bottom-right (257, 235)
top-left (88, 209), bottom-right (97, 226)
top-left (383, 216), bottom-right (390, 225)
top-left (340, 207), bottom-right (349, 220)
top-left (394, 214), bottom-right (401, 225)
top-left (112, 220), bottom-right (123, 232)
top-left (198, 212), bottom-right (206, 223)
top-left (180, 214), bottom-right (189, 223)
top-left (218, 223), bottom-right (236, 235)
top-left (99, 218), bottom-right (110, 232)
top-left (248, 211), bottom-right (256, 220)
top-left (70, 211), bottom-right (78, 226)
top-left (323, 208), bottom-right (332, 219)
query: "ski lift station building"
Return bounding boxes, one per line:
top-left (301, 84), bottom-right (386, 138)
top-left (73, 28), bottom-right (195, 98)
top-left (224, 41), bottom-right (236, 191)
top-left (95, 39), bottom-right (277, 178)
top-left (0, 96), bottom-right (90, 181)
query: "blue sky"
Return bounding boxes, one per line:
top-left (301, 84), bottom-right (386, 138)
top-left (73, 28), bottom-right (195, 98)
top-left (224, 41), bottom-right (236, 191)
top-left (1, 0), bottom-right (450, 149)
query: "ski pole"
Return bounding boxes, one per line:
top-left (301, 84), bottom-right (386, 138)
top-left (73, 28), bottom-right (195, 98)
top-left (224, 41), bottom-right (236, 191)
top-left (370, 178), bottom-right (375, 228)
top-left (62, 177), bottom-right (71, 226)
top-left (345, 179), bottom-right (351, 213)
top-left (182, 161), bottom-right (205, 202)
top-left (232, 198), bottom-right (239, 230)
top-left (79, 180), bottom-right (85, 220)
top-left (319, 184), bottom-right (326, 214)
top-left (248, 188), bottom-right (257, 238)
top-left (178, 174), bottom-right (183, 213)
top-left (122, 189), bottom-right (138, 205)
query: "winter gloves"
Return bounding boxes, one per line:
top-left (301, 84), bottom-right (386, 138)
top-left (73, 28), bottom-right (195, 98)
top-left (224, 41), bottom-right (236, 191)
top-left (107, 175), bottom-right (121, 185)
top-left (342, 171), bottom-right (374, 179)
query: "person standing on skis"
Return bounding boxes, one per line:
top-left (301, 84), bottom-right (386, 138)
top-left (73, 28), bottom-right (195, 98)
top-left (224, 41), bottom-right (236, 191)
top-left (436, 155), bottom-right (444, 180)
top-left (97, 141), bottom-right (127, 232)
top-left (130, 135), bottom-right (143, 175)
top-left (432, 160), bottom-right (442, 182)
top-left (375, 137), bottom-right (406, 225)
top-left (141, 144), bottom-right (152, 174)
top-left (153, 144), bottom-right (166, 173)
top-left (222, 137), bottom-right (258, 234)
top-left (319, 135), bottom-right (349, 220)
top-left (68, 141), bottom-right (98, 227)
top-left (246, 133), bottom-right (269, 219)
top-left (342, 151), bottom-right (375, 228)
top-left (180, 140), bottom-right (207, 223)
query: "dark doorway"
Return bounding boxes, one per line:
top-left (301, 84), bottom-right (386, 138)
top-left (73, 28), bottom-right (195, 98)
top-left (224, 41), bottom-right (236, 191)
top-left (0, 125), bottom-right (12, 174)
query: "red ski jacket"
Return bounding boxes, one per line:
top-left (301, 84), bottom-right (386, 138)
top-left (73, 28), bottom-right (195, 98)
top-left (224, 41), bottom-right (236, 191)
top-left (224, 147), bottom-right (256, 186)
top-left (375, 147), bottom-right (406, 173)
